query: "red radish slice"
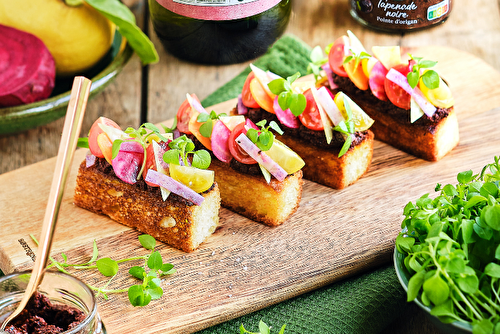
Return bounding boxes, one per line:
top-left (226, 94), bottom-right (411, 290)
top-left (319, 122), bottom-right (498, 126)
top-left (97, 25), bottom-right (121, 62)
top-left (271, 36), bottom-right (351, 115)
top-left (386, 68), bottom-right (437, 117)
top-left (237, 94), bottom-right (248, 115)
top-left (86, 151), bottom-right (96, 168)
top-left (211, 120), bottom-right (232, 163)
top-left (145, 170), bottom-right (204, 206)
top-left (235, 133), bottom-right (287, 182)
top-left (245, 118), bottom-right (259, 131)
top-left (119, 140), bottom-right (144, 153)
top-left (316, 87), bottom-right (345, 126)
top-left (112, 150), bottom-right (144, 185)
top-left (368, 61), bottom-right (389, 101)
top-left (0, 24), bottom-right (55, 107)
top-left (186, 93), bottom-right (208, 114)
top-left (273, 96), bottom-right (300, 129)
top-left (322, 63), bottom-right (338, 89)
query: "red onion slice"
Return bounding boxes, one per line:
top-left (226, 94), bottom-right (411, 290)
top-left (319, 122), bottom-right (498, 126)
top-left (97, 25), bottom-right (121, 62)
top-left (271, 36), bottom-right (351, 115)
top-left (321, 63), bottom-right (338, 90)
top-left (237, 94), bottom-right (248, 115)
top-left (86, 151), bottom-right (96, 168)
top-left (235, 134), bottom-right (287, 182)
top-left (386, 69), bottom-right (437, 117)
top-left (145, 170), bottom-right (205, 206)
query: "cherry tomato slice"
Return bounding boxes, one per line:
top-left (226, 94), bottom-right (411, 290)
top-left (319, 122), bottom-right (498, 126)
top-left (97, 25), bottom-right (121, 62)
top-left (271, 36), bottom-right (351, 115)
top-left (228, 122), bottom-right (257, 164)
top-left (344, 59), bottom-right (369, 90)
top-left (328, 36), bottom-right (349, 77)
top-left (241, 72), bottom-right (260, 108)
top-left (298, 88), bottom-right (324, 131)
top-left (384, 63), bottom-right (411, 110)
top-left (88, 117), bottom-right (120, 158)
top-left (143, 142), bottom-right (158, 187)
top-left (249, 78), bottom-right (275, 113)
top-left (176, 94), bottom-right (200, 134)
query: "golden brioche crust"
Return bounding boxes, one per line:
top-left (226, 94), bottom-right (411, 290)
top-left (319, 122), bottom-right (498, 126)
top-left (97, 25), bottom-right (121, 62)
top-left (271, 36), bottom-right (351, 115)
top-left (276, 130), bottom-right (375, 189)
top-left (74, 161), bottom-right (221, 252)
top-left (210, 159), bottom-right (303, 226)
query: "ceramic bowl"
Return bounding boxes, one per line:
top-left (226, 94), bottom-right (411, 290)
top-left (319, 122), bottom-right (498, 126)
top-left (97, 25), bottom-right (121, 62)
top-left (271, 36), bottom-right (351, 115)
top-left (0, 30), bottom-right (133, 135)
top-left (394, 247), bottom-right (472, 334)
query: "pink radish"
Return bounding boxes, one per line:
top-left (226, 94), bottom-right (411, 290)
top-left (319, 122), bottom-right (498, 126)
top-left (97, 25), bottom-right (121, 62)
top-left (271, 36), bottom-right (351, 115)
top-left (368, 61), bottom-right (389, 101)
top-left (273, 96), bottom-right (300, 129)
top-left (211, 120), bottom-right (232, 163)
top-left (112, 141), bottom-right (144, 184)
top-left (0, 24), bottom-right (55, 107)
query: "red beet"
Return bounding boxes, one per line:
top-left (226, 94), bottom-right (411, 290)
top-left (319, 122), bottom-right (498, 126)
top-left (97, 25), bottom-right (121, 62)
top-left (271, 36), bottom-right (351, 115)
top-left (0, 24), bottom-right (56, 108)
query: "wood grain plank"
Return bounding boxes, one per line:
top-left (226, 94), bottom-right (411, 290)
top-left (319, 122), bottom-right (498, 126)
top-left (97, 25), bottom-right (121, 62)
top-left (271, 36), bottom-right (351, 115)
top-left (1, 47), bottom-right (500, 333)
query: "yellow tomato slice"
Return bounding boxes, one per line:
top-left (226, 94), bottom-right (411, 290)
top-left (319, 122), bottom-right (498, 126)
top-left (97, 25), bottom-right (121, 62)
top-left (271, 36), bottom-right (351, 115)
top-left (419, 77), bottom-right (454, 109)
top-left (249, 78), bottom-right (275, 113)
top-left (266, 140), bottom-right (305, 174)
top-left (334, 92), bottom-right (374, 132)
top-left (344, 59), bottom-right (369, 91)
top-left (188, 113), bottom-right (212, 150)
top-left (97, 132), bottom-right (113, 164)
top-left (169, 164), bottom-right (214, 193)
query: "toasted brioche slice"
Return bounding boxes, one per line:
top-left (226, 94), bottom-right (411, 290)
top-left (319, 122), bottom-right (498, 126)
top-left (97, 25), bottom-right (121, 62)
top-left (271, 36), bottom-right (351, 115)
top-left (329, 76), bottom-right (459, 161)
top-left (74, 160), bottom-right (221, 252)
top-left (209, 159), bottom-right (303, 226)
top-left (276, 130), bottom-right (374, 189)
top-left (363, 105), bottom-right (458, 161)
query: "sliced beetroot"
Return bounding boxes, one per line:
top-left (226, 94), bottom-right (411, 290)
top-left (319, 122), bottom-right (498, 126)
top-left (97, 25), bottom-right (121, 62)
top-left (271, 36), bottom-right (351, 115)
top-left (369, 61), bottom-right (389, 101)
top-left (0, 24), bottom-right (55, 108)
top-left (245, 118), bottom-right (259, 130)
top-left (112, 141), bottom-right (144, 184)
top-left (211, 120), bottom-right (232, 163)
top-left (273, 96), bottom-right (300, 129)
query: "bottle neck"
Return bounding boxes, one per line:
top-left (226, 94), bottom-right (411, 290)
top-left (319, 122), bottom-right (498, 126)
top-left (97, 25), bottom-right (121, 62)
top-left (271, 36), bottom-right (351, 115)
top-left (154, 0), bottom-right (282, 20)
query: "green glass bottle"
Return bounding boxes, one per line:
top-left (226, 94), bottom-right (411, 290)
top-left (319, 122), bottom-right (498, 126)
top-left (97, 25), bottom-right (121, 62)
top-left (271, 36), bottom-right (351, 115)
top-left (149, 0), bottom-right (292, 64)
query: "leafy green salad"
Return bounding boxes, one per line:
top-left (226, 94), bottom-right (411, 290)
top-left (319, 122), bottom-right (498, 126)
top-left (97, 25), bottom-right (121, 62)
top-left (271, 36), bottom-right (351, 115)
top-left (396, 156), bottom-right (500, 334)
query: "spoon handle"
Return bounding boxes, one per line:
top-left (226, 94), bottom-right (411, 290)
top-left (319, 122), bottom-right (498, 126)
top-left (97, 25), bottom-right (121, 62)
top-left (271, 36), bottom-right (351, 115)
top-left (0, 77), bottom-right (91, 331)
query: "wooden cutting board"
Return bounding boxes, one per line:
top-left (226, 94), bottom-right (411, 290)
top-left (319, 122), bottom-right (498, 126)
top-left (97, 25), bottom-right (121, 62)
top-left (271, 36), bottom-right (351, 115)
top-left (1, 46), bottom-right (500, 334)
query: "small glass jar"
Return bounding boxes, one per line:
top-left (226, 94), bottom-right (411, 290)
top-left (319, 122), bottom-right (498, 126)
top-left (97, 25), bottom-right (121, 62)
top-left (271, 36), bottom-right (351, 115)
top-left (0, 270), bottom-right (104, 334)
top-left (350, 0), bottom-right (453, 33)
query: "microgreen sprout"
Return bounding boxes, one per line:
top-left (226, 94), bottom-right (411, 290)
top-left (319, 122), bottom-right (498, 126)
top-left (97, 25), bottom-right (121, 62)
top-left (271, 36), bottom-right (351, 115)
top-left (396, 156), bottom-right (500, 332)
top-left (307, 45), bottom-right (328, 81)
top-left (267, 72), bottom-right (307, 117)
top-left (240, 320), bottom-right (286, 334)
top-left (161, 118), bottom-right (178, 134)
top-left (406, 54), bottom-right (440, 89)
top-left (196, 111), bottom-right (227, 138)
top-left (112, 123), bottom-right (171, 180)
top-left (30, 234), bottom-right (175, 307)
top-left (162, 135), bottom-right (211, 169)
top-left (77, 137), bottom-right (89, 149)
top-left (343, 49), bottom-right (371, 71)
top-left (334, 97), bottom-right (356, 157)
top-left (246, 120), bottom-right (283, 151)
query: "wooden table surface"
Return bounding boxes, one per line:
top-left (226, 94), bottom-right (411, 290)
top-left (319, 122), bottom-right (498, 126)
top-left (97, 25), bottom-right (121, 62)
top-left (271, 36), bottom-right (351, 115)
top-left (1, 0), bottom-right (499, 333)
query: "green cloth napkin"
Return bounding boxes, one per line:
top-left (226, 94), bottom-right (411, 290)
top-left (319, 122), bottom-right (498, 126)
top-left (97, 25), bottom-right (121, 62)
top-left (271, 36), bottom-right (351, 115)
top-left (197, 35), bottom-right (410, 334)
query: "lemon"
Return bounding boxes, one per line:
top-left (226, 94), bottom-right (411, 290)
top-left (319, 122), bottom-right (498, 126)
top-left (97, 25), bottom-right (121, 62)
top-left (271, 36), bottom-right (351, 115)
top-left (0, 0), bottom-right (115, 76)
top-left (334, 92), bottom-right (374, 132)
top-left (169, 164), bottom-right (214, 193)
top-left (266, 140), bottom-right (305, 174)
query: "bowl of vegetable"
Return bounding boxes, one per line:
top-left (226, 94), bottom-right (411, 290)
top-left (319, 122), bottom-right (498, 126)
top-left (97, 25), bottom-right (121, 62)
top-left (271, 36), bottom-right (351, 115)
top-left (394, 156), bottom-right (500, 334)
top-left (0, 30), bottom-right (133, 135)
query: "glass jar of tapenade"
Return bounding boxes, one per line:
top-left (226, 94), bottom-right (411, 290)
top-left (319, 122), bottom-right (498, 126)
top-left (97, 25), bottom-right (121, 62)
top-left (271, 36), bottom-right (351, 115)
top-left (0, 271), bottom-right (104, 334)
top-left (350, 0), bottom-right (452, 33)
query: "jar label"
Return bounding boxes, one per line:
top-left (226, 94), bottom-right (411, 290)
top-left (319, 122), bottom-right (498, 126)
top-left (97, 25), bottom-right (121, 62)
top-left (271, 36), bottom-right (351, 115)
top-left (155, 0), bottom-right (282, 20)
top-left (352, 0), bottom-right (452, 30)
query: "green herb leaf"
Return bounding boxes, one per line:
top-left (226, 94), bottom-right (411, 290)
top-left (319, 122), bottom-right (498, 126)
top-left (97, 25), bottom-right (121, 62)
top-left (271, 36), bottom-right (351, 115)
top-left (338, 135), bottom-right (352, 158)
top-left (199, 118), bottom-right (213, 138)
top-left (129, 266), bottom-right (146, 279)
top-left (147, 251), bottom-right (163, 271)
top-left (139, 234), bottom-right (156, 250)
top-left (96, 257), bottom-right (119, 277)
top-left (77, 137), bottom-right (89, 149)
top-left (259, 321), bottom-right (270, 334)
top-left (84, 0), bottom-right (159, 65)
top-left (268, 78), bottom-right (286, 95)
top-left (163, 149), bottom-right (180, 166)
top-left (192, 150), bottom-right (211, 169)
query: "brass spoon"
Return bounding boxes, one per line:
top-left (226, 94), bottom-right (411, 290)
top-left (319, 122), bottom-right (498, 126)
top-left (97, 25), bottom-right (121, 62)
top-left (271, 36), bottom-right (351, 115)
top-left (0, 77), bottom-right (92, 332)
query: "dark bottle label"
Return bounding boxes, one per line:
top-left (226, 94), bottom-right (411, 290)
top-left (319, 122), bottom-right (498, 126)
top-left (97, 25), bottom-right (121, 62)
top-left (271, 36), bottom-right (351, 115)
top-left (155, 0), bottom-right (281, 21)
top-left (351, 0), bottom-right (452, 31)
